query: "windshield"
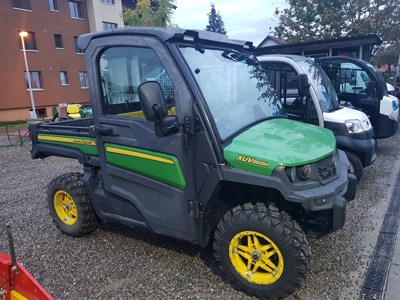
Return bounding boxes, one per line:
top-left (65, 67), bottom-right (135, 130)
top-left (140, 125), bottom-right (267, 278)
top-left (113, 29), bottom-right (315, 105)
top-left (179, 46), bottom-right (285, 141)
top-left (297, 60), bottom-right (340, 111)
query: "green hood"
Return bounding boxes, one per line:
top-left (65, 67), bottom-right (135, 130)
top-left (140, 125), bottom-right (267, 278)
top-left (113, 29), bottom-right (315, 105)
top-left (224, 118), bottom-right (336, 176)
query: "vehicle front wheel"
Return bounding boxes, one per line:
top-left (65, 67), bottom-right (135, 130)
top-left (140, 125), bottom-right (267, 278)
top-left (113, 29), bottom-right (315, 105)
top-left (213, 203), bottom-right (309, 299)
top-left (47, 172), bottom-right (98, 236)
top-left (346, 152), bottom-right (363, 182)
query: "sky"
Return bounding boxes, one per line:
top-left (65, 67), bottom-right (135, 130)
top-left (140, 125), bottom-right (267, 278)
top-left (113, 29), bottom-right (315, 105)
top-left (171, 0), bottom-right (288, 46)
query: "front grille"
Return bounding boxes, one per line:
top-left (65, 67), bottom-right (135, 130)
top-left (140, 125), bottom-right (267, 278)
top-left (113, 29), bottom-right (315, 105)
top-left (317, 154), bottom-right (337, 180)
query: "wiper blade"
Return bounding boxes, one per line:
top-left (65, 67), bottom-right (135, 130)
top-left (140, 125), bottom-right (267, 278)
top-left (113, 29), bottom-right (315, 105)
top-left (328, 105), bottom-right (341, 112)
top-left (221, 49), bottom-right (259, 66)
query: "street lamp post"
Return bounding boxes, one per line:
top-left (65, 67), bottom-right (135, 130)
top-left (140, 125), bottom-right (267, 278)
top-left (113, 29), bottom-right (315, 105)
top-left (19, 31), bottom-right (37, 119)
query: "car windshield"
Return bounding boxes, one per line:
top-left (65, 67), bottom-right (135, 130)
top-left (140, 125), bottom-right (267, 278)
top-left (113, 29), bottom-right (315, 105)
top-left (179, 46), bottom-right (285, 141)
top-left (297, 59), bottom-right (340, 111)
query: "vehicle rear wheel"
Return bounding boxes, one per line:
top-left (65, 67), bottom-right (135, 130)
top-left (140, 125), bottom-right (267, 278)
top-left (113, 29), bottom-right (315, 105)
top-left (47, 172), bottom-right (98, 236)
top-left (213, 203), bottom-right (309, 299)
top-left (346, 152), bottom-right (363, 182)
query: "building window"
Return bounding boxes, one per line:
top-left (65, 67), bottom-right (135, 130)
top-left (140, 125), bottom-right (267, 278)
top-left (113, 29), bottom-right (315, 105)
top-left (49, 0), bottom-right (58, 11)
top-left (54, 34), bottom-right (63, 49)
top-left (69, 1), bottom-right (84, 19)
top-left (101, 0), bottom-right (115, 4)
top-left (19, 31), bottom-right (37, 51)
top-left (36, 108), bottom-right (46, 118)
top-left (60, 71), bottom-right (69, 85)
top-left (74, 37), bottom-right (84, 53)
top-left (79, 72), bottom-right (88, 88)
top-left (24, 71), bottom-right (43, 90)
top-left (12, 0), bottom-right (31, 10)
top-left (103, 22), bottom-right (118, 31)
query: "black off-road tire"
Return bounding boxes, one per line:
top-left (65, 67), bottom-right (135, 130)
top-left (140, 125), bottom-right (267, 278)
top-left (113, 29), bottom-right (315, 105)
top-left (213, 203), bottom-right (310, 299)
top-left (47, 172), bottom-right (98, 236)
top-left (346, 152), bottom-right (363, 182)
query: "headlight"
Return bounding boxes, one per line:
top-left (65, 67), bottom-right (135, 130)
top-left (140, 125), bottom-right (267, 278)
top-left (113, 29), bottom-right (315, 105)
top-left (285, 164), bottom-right (313, 182)
top-left (345, 119), bottom-right (365, 133)
top-left (298, 164), bottom-right (312, 180)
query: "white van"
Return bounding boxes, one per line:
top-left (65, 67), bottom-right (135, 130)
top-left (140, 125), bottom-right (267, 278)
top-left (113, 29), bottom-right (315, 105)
top-left (258, 54), bottom-right (376, 181)
top-left (319, 57), bottom-right (399, 139)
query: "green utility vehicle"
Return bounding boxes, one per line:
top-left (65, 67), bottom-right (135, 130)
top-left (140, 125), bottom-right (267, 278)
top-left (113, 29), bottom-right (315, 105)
top-left (29, 28), bottom-right (356, 299)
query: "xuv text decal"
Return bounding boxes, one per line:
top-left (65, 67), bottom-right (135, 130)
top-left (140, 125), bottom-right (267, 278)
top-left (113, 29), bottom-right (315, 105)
top-left (236, 155), bottom-right (270, 167)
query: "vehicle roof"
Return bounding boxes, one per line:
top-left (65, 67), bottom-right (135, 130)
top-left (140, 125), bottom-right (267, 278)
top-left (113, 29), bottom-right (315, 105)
top-left (78, 27), bottom-right (252, 51)
top-left (318, 56), bottom-right (366, 64)
top-left (257, 54), bottom-right (311, 62)
top-left (318, 56), bottom-right (379, 72)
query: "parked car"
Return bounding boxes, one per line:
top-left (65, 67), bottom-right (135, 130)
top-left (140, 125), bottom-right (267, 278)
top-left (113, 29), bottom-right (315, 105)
top-left (318, 56), bottom-right (399, 139)
top-left (258, 54), bottom-right (376, 181)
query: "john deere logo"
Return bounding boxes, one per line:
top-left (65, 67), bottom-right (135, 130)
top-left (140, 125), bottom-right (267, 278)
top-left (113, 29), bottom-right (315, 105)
top-left (236, 155), bottom-right (269, 167)
top-left (73, 139), bottom-right (95, 146)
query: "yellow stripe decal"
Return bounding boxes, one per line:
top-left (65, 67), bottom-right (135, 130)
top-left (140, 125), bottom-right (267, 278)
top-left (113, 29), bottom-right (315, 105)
top-left (106, 146), bottom-right (175, 165)
top-left (38, 135), bottom-right (96, 146)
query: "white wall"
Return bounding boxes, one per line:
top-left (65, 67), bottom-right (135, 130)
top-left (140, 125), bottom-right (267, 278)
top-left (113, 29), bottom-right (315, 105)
top-left (86, 0), bottom-right (124, 32)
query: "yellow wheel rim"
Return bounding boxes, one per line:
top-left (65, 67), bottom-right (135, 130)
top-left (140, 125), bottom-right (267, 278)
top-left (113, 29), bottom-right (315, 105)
top-left (229, 231), bottom-right (284, 285)
top-left (53, 190), bottom-right (78, 226)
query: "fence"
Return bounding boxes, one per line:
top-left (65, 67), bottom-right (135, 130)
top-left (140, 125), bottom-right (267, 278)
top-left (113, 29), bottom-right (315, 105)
top-left (0, 124), bottom-right (29, 147)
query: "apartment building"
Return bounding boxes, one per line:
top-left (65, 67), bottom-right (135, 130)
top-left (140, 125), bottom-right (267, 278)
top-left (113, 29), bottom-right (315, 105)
top-left (0, 0), bottom-right (123, 122)
top-left (87, 0), bottom-right (123, 32)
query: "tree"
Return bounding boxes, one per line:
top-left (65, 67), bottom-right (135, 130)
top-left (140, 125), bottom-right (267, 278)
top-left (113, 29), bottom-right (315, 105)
top-left (272, 0), bottom-right (400, 45)
top-left (205, 3), bottom-right (227, 35)
top-left (123, 0), bottom-right (176, 27)
top-left (154, 0), bottom-right (176, 27)
top-left (272, 0), bottom-right (400, 78)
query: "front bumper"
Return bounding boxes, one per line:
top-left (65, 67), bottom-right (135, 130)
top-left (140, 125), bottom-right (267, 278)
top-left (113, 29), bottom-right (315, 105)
top-left (274, 150), bottom-right (351, 237)
top-left (335, 128), bottom-right (376, 168)
top-left (376, 113), bottom-right (398, 139)
top-left (222, 150), bottom-right (352, 238)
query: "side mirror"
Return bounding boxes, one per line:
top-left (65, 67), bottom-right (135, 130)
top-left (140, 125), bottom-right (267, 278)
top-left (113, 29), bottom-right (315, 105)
top-left (138, 81), bottom-right (168, 122)
top-left (298, 74), bottom-right (310, 97)
top-left (138, 81), bottom-right (180, 137)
